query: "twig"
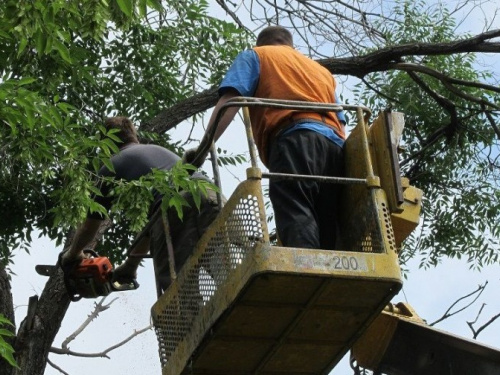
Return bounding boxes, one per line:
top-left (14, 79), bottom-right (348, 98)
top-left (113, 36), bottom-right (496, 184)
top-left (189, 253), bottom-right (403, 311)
top-left (467, 304), bottom-right (500, 339)
top-left (215, 0), bottom-right (249, 31)
top-left (61, 296), bottom-right (118, 349)
top-left (483, 104), bottom-right (500, 139)
top-left (429, 281), bottom-right (487, 326)
top-left (47, 358), bottom-right (70, 375)
top-left (50, 324), bottom-right (153, 358)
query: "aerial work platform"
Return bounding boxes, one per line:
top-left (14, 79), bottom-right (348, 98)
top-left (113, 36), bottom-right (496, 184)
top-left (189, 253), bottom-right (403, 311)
top-left (352, 303), bottom-right (500, 375)
top-left (151, 99), bottom-right (422, 374)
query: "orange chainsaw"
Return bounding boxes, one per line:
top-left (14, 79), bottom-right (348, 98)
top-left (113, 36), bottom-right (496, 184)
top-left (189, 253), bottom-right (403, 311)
top-left (36, 249), bottom-right (139, 302)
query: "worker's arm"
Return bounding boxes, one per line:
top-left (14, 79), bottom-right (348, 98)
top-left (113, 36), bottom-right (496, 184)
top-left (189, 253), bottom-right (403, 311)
top-left (123, 236), bottom-right (150, 268)
top-left (211, 50), bottom-right (259, 141)
top-left (210, 89), bottom-right (241, 142)
top-left (112, 236), bottom-right (150, 282)
top-left (183, 89), bottom-right (240, 165)
top-left (62, 217), bottom-right (103, 264)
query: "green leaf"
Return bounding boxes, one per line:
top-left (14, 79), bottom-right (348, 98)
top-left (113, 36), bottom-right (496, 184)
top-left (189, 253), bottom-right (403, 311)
top-left (0, 315), bottom-right (19, 369)
top-left (17, 38), bottom-right (28, 57)
top-left (138, 0), bottom-right (147, 17)
top-left (0, 329), bottom-right (14, 337)
top-left (116, 0), bottom-right (133, 17)
top-left (35, 31), bottom-right (47, 55)
top-left (102, 157), bottom-right (115, 173)
top-left (147, 0), bottom-right (163, 13)
top-left (0, 341), bottom-right (20, 369)
top-left (0, 316), bottom-right (13, 326)
top-left (52, 39), bottom-right (71, 63)
top-left (92, 157), bottom-right (101, 173)
top-left (0, 30), bottom-right (12, 40)
top-left (17, 77), bottom-right (36, 86)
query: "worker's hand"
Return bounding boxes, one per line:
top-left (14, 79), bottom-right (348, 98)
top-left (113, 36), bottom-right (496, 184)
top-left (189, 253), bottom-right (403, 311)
top-left (59, 249), bottom-right (92, 274)
top-left (182, 147), bottom-right (199, 165)
top-left (112, 261), bottom-right (138, 285)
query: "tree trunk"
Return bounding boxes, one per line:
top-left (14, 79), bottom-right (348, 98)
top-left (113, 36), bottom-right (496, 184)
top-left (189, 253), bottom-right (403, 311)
top-left (6, 222), bottom-right (109, 375)
top-left (0, 264), bottom-right (15, 375)
top-left (12, 268), bottom-right (70, 375)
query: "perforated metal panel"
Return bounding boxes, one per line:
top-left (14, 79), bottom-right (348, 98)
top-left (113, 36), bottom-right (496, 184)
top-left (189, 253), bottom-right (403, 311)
top-left (339, 124), bottom-right (398, 255)
top-left (150, 108), bottom-right (411, 375)
top-left (152, 179), bottom-right (269, 369)
top-left (151, 176), bottom-right (402, 375)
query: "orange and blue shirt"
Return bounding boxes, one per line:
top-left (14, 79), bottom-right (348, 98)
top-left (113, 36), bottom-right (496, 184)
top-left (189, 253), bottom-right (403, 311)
top-left (220, 45), bottom-right (346, 166)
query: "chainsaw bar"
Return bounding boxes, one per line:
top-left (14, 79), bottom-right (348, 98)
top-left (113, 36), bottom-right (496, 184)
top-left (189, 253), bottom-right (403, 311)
top-left (35, 264), bottom-right (57, 277)
top-left (35, 257), bottom-right (139, 302)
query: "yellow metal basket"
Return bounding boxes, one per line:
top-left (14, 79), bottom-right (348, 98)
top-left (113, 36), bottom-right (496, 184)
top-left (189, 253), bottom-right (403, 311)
top-left (151, 100), bottom-right (421, 375)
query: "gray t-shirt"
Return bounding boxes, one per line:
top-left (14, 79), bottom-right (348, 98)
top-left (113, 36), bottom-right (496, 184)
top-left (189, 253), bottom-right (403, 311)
top-left (89, 143), bottom-right (209, 218)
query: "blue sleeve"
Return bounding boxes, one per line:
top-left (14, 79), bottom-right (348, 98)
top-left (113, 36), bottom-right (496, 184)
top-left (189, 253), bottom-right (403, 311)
top-left (219, 50), bottom-right (260, 97)
top-left (335, 93), bottom-right (347, 125)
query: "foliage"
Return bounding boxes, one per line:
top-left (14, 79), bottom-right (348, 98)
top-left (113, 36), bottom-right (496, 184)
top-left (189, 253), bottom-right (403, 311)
top-left (354, 0), bottom-right (500, 268)
top-left (0, 315), bottom-right (18, 369)
top-left (0, 0), bottom-right (247, 266)
top-left (100, 162), bottom-right (218, 264)
top-left (216, 148), bottom-right (247, 167)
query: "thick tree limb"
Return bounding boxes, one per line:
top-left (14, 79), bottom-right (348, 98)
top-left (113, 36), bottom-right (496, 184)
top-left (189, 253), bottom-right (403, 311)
top-left (319, 29), bottom-right (500, 77)
top-left (140, 87), bottom-right (218, 134)
top-left (12, 220), bottom-right (110, 375)
top-left (143, 29), bottom-right (500, 136)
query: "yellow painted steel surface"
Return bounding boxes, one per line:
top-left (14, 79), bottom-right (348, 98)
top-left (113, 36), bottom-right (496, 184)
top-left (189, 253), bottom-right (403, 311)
top-left (151, 177), bottom-right (402, 374)
top-left (151, 105), bottom-right (418, 375)
top-left (352, 303), bottom-right (500, 375)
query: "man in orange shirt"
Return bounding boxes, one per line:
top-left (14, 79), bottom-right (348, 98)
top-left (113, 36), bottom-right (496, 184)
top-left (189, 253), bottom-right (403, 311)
top-left (200, 26), bottom-right (346, 249)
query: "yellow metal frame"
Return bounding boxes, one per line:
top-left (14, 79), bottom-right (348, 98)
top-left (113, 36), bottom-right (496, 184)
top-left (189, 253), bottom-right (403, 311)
top-left (352, 302), bottom-right (500, 374)
top-left (151, 100), bottom-right (421, 375)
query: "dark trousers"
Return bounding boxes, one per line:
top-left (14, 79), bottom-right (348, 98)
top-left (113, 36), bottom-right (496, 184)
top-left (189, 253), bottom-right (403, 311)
top-left (268, 129), bottom-right (344, 249)
top-left (150, 189), bottom-right (221, 292)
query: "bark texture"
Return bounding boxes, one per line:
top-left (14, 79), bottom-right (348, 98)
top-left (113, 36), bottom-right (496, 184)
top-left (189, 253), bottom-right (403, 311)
top-left (0, 264), bottom-right (15, 375)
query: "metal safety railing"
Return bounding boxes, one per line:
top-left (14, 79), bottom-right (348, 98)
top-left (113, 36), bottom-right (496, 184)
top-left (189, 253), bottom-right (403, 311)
top-left (149, 98), bottom-right (407, 374)
top-left (126, 97), bottom-right (380, 297)
top-left (191, 97), bottom-right (373, 183)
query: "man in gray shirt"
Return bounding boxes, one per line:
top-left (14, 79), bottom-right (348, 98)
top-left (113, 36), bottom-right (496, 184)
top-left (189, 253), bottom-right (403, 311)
top-left (61, 116), bottom-right (221, 293)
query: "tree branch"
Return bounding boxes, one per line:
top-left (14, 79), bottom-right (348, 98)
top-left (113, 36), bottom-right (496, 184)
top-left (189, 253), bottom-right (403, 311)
top-left (318, 29), bottom-right (500, 77)
top-left (50, 324), bottom-right (153, 359)
top-left (47, 358), bottom-right (69, 375)
top-left (140, 87), bottom-right (218, 134)
top-left (467, 307), bottom-right (500, 339)
top-left (61, 296), bottom-right (118, 350)
top-left (392, 62), bottom-right (500, 109)
top-left (215, 0), bottom-right (250, 31)
top-left (483, 104), bottom-right (500, 139)
top-left (429, 281), bottom-right (487, 326)
top-left (142, 29), bottom-right (500, 136)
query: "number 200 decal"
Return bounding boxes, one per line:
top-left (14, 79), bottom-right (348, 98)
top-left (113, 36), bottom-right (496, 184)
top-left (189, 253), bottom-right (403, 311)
top-left (295, 254), bottom-right (368, 271)
top-left (333, 255), bottom-right (359, 270)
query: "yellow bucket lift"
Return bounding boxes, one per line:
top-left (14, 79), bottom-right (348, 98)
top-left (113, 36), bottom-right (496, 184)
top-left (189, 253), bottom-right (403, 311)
top-left (150, 98), bottom-right (422, 375)
top-left (352, 302), bottom-right (500, 374)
